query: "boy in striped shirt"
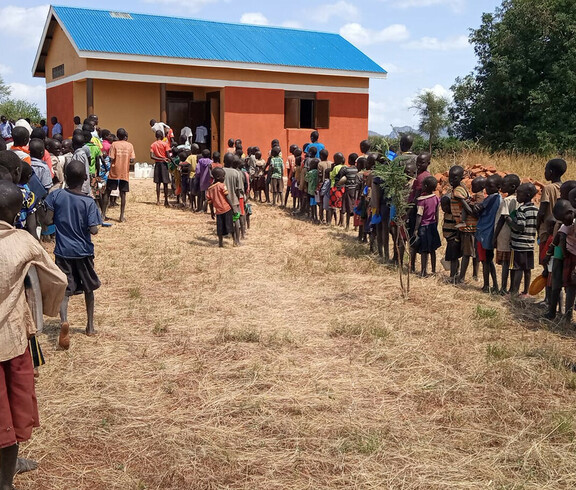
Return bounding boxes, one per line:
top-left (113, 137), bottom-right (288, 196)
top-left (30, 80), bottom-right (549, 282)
top-left (506, 183), bottom-right (538, 296)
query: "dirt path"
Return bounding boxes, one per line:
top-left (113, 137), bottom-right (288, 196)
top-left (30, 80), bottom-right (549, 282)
top-left (18, 180), bottom-right (576, 489)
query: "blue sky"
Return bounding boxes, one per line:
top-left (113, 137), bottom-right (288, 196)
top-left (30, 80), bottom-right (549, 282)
top-left (1, 0), bottom-right (501, 135)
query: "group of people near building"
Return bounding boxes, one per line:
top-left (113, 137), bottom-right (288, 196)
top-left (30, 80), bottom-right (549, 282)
top-left (0, 111), bottom-right (575, 489)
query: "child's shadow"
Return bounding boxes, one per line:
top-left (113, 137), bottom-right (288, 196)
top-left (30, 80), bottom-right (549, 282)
top-left (506, 298), bottom-right (576, 339)
top-left (40, 320), bottom-right (85, 345)
top-left (188, 235), bottom-right (220, 247)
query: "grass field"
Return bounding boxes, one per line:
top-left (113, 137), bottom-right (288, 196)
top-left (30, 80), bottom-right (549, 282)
top-left (16, 162), bottom-right (576, 489)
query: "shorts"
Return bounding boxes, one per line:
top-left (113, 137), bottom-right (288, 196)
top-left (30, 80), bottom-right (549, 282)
top-left (271, 178), bottom-right (283, 193)
top-left (55, 256), bottom-right (101, 296)
top-left (417, 223), bottom-right (441, 253)
top-left (239, 197), bottom-right (245, 216)
top-left (106, 179), bottom-right (129, 193)
top-left (0, 348), bottom-right (39, 449)
top-left (216, 210), bottom-right (234, 237)
top-left (510, 250), bottom-right (534, 271)
top-left (342, 188), bottom-right (355, 216)
top-left (445, 238), bottom-right (462, 262)
top-left (310, 196), bottom-right (317, 206)
top-left (180, 175), bottom-right (190, 195)
top-left (495, 250), bottom-right (511, 265)
top-left (153, 162), bottom-right (171, 184)
top-left (562, 252), bottom-right (576, 287)
top-left (459, 232), bottom-right (476, 258)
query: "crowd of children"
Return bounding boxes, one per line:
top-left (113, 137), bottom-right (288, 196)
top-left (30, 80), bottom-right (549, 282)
top-left (2, 112), bottom-right (576, 488)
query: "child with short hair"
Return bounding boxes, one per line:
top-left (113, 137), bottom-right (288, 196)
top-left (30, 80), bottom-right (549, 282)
top-left (306, 158), bottom-right (319, 223)
top-left (537, 158), bottom-right (566, 259)
top-left (269, 146), bottom-right (284, 206)
top-left (507, 183), bottom-right (538, 296)
top-left (291, 149), bottom-right (302, 212)
top-left (195, 149), bottom-right (213, 213)
top-left (493, 174), bottom-right (520, 294)
top-left (179, 151), bottom-right (191, 208)
top-left (0, 180), bottom-right (67, 490)
top-left (320, 168), bottom-right (331, 226)
top-left (450, 165), bottom-right (476, 283)
top-left (206, 167), bottom-right (238, 247)
top-left (441, 194), bottom-right (461, 280)
top-left (556, 197), bottom-right (576, 322)
top-left (212, 151), bottom-right (222, 169)
top-left (412, 176), bottom-right (441, 277)
top-left (44, 160), bottom-right (102, 347)
top-left (475, 174), bottom-right (503, 292)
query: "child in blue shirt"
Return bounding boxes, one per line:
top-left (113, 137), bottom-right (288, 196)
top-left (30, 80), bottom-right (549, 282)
top-left (45, 160), bottom-right (102, 348)
top-left (475, 174), bottom-right (503, 293)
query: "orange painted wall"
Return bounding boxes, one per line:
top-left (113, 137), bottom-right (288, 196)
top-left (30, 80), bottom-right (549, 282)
top-left (46, 82), bottom-right (73, 138)
top-left (223, 87), bottom-right (369, 159)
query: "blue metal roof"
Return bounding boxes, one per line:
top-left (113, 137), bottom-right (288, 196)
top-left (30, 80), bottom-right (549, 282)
top-left (51, 6), bottom-right (386, 75)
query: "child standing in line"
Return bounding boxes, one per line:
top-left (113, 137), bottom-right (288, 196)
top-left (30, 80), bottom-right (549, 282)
top-left (557, 199), bottom-right (576, 323)
top-left (320, 168), bottom-right (331, 227)
top-left (450, 165), bottom-right (476, 284)
top-left (306, 158), bottom-right (319, 223)
top-left (283, 144), bottom-right (296, 208)
top-left (412, 176), bottom-right (441, 277)
top-left (186, 144), bottom-right (200, 211)
top-left (291, 149), bottom-right (302, 212)
top-left (493, 174), bottom-right (520, 294)
top-left (441, 194), bottom-right (462, 280)
top-left (507, 183), bottom-right (539, 296)
top-left (253, 150), bottom-right (266, 202)
top-left (475, 174), bottom-right (503, 293)
top-left (537, 159), bottom-right (566, 261)
top-left (206, 167), bottom-right (238, 247)
top-left (44, 160), bottom-right (102, 347)
top-left (269, 147), bottom-right (284, 206)
top-left (179, 151), bottom-right (191, 208)
top-left (195, 149), bottom-right (213, 213)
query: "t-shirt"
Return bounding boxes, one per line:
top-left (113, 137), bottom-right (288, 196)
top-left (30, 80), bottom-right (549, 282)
top-left (317, 160), bottom-right (332, 182)
top-left (17, 184), bottom-right (37, 229)
top-left (342, 165), bottom-right (358, 191)
top-left (86, 142), bottom-right (102, 175)
top-left (150, 140), bottom-right (171, 161)
top-left (44, 189), bottom-right (102, 258)
top-left (394, 152), bottom-right (417, 168)
top-left (196, 158), bottom-right (213, 192)
top-left (285, 155), bottom-right (295, 178)
top-left (510, 202), bottom-right (538, 251)
top-left (494, 194), bottom-right (518, 252)
top-left (559, 222), bottom-right (576, 256)
top-left (109, 140), bottom-right (135, 181)
top-left (51, 122), bottom-right (62, 137)
top-left (416, 194), bottom-right (439, 226)
top-left (451, 184), bottom-right (475, 233)
top-left (443, 212), bottom-right (458, 241)
top-left (30, 157), bottom-right (53, 191)
top-left (475, 192), bottom-right (502, 249)
top-left (270, 157), bottom-right (283, 179)
top-left (330, 164), bottom-right (344, 187)
top-left (307, 142), bottom-right (325, 156)
top-left (195, 126), bottom-right (208, 143)
top-left (223, 167), bottom-right (241, 208)
top-left (206, 182), bottom-right (231, 215)
top-left (185, 154), bottom-right (198, 174)
top-left (151, 122), bottom-right (170, 137)
top-left (409, 170), bottom-right (431, 203)
top-left (539, 182), bottom-right (561, 237)
top-left (11, 146), bottom-right (31, 165)
top-left (305, 168), bottom-right (318, 196)
top-left (72, 147), bottom-right (92, 195)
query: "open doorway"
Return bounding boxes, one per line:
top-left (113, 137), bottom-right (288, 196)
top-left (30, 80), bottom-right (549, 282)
top-left (166, 91), bottom-right (210, 150)
top-left (207, 91), bottom-right (220, 154)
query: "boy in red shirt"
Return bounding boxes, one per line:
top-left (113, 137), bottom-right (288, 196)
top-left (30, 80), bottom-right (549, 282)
top-left (206, 167), bottom-right (238, 247)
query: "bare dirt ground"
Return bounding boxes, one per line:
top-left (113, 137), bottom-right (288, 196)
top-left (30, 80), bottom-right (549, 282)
top-left (17, 178), bottom-right (576, 489)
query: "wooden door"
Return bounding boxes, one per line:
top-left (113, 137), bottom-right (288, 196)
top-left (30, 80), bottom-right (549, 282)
top-left (208, 91), bottom-right (220, 153)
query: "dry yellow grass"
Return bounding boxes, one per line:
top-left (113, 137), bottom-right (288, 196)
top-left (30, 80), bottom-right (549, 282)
top-left (432, 149), bottom-right (576, 182)
top-left (16, 168), bottom-right (576, 489)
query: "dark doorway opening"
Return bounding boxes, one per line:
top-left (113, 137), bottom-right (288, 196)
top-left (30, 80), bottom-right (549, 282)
top-left (166, 91), bottom-right (211, 150)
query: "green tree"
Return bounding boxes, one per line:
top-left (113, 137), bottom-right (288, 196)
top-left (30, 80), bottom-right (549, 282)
top-left (0, 75), bottom-right (11, 102)
top-left (451, 0), bottom-right (576, 152)
top-left (411, 90), bottom-right (450, 152)
top-left (0, 99), bottom-right (43, 123)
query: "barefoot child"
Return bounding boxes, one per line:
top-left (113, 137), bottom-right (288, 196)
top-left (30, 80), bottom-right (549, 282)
top-left (475, 174), bottom-right (503, 292)
top-left (305, 158), bottom-right (319, 223)
top-left (269, 146), bottom-right (284, 206)
top-left (507, 183), bottom-right (538, 296)
top-left (493, 174), bottom-right (520, 294)
top-left (0, 180), bottom-right (67, 490)
top-left (206, 167), bottom-right (238, 247)
top-left (412, 176), bottom-right (441, 277)
top-left (441, 194), bottom-right (461, 280)
top-left (44, 160), bottom-right (102, 346)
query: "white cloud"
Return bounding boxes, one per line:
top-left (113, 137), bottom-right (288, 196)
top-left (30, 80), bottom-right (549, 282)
top-left (143, 0), bottom-right (217, 11)
top-left (383, 0), bottom-right (465, 12)
top-left (0, 64), bottom-right (14, 76)
top-left (8, 82), bottom-right (46, 112)
top-left (240, 12), bottom-right (269, 26)
top-left (308, 1), bottom-right (359, 23)
top-left (404, 35), bottom-right (469, 51)
top-left (340, 23), bottom-right (410, 46)
top-left (0, 5), bottom-right (50, 50)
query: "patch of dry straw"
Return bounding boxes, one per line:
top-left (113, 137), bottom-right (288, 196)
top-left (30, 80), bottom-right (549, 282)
top-left (17, 174), bottom-right (576, 489)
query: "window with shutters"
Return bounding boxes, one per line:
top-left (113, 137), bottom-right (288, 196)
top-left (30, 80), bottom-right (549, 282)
top-left (284, 92), bottom-right (330, 129)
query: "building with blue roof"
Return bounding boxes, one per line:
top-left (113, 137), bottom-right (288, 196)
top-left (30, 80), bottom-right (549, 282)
top-left (34, 6), bottom-right (386, 159)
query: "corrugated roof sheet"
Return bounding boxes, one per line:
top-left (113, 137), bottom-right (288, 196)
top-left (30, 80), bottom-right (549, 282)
top-left (52, 6), bottom-right (386, 75)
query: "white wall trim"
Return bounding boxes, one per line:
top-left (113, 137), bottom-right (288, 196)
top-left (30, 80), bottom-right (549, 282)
top-left (45, 70), bottom-right (370, 94)
top-left (78, 50), bottom-right (387, 79)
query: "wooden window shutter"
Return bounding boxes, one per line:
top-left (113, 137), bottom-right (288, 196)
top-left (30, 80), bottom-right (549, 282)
top-left (315, 99), bottom-right (330, 129)
top-left (285, 98), bottom-right (299, 128)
